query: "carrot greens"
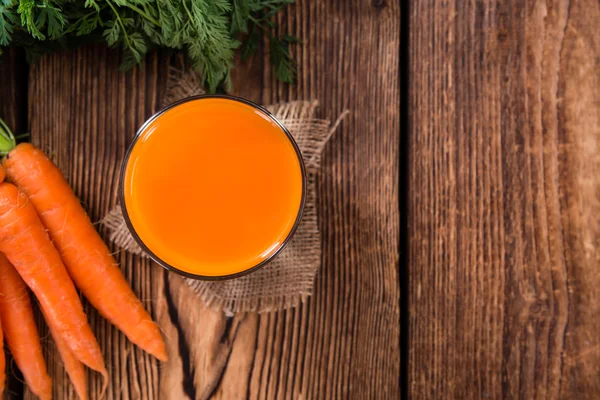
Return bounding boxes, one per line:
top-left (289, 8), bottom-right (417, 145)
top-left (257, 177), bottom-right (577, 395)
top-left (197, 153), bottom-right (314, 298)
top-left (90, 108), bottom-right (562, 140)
top-left (0, 0), bottom-right (298, 92)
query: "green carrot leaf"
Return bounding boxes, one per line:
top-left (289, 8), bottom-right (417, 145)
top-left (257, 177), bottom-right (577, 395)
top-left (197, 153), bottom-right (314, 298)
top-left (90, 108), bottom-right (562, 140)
top-left (270, 34), bottom-right (299, 84)
top-left (0, 6), bottom-right (18, 46)
top-left (1, 0), bottom-right (299, 91)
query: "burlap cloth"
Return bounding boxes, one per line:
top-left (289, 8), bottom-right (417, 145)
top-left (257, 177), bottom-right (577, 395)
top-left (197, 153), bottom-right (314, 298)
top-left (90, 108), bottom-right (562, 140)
top-left (102, 69), bottom-right (347, 315)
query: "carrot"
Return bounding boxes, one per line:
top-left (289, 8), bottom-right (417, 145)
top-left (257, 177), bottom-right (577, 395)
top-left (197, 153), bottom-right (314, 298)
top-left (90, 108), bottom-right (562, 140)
top-left (0, 317), bottom-right (5, 397)
top-left (3, 143), bottom-right (167, 361)
top-left (43, 308), bottom-right (88, 400)
top-left (0, 182), bottom-right (106, 375)
top-left (0, 253), bottom-right (52, 400)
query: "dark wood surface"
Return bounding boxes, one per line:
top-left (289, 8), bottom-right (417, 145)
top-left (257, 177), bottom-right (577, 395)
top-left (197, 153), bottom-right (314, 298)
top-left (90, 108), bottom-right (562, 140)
top-left (408, 0), bottom-right (599, 399)
top-left (1, 0), bottom-right (600, 398)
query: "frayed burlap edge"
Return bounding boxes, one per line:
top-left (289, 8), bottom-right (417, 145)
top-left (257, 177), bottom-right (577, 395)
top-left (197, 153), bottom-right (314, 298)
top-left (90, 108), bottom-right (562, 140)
top-left (102, 69), bottom-right (348, 315)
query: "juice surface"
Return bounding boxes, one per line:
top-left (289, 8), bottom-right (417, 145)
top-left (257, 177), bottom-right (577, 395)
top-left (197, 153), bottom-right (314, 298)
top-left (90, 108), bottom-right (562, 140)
top-left (123, 98), bottom-right (304, 277)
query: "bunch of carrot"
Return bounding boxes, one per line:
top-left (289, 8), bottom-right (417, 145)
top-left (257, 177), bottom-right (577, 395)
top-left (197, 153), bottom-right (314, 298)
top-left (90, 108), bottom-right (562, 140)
top-left (0, 119), bottom-right (166, 400)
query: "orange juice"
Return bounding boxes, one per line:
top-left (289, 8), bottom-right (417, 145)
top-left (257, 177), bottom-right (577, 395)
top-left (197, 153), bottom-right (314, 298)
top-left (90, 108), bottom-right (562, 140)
top-left (121, 96), bottom-right (305, 278)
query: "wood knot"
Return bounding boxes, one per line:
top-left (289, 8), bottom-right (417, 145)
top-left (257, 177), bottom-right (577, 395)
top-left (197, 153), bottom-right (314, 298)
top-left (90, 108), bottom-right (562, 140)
top-left (372, 0), bottom-right (386, 10)
top-left (529, 300), bottom-right (545, 315)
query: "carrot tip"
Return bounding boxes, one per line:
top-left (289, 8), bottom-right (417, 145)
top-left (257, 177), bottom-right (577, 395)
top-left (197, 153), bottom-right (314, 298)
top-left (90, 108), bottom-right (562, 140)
top-left (155, 350), bottom-right (168, 362)
top-left (98, 368), bottom-right (109, 400)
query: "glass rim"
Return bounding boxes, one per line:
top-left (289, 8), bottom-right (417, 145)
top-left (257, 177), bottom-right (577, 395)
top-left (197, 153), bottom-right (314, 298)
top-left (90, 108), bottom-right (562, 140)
top-left (119, 94), bottom-right (307, 281)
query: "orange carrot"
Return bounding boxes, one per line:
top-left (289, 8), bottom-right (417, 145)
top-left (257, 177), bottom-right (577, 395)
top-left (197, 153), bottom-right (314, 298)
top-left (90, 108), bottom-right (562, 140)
top-left (4, 143), bottom-right (167, 361)
top-left (43, 308), bottom-right (88, 400)
top-left (0, 254), bottom-right (52, 400)
top-left (0, 182), bottom-right (106, 375)
top-left (0, 316), bottom-right (5, 397)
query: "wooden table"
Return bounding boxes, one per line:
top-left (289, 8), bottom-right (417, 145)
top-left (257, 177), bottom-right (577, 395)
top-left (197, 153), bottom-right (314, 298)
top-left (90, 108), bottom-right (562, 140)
top-left (0, 0), bottom-right (598, 398)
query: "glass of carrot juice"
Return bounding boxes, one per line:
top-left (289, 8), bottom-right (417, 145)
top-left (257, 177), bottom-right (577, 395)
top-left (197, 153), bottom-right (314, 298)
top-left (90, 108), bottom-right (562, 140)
top-left (120, 95), bottom-right (306, 280)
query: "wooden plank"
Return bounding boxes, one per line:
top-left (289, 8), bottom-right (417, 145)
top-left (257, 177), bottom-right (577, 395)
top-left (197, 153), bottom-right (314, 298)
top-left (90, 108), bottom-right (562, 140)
top-left (0, 48), bottom-right (27, 400)
top-left (236, 1), bottom-right (401, 398)
top-left (25, 0), bottom-right (401, 398)
top-left (0, 49), bottom-right (27, 135)
top-left (408, 0), bottom-right (600, 398)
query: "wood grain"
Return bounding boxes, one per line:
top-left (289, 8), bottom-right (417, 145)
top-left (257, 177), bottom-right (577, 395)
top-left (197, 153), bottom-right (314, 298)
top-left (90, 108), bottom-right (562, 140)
top-left (239, 1), bottom-right (401, 398)
top-left (23, 0), bottom-right (401, 398)
top-left (408, 0), bottom-right (600, 398)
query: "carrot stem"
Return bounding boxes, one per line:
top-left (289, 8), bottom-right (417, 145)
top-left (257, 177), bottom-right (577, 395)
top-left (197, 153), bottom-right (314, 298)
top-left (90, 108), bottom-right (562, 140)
top-left (0, 117), bottom-right (16, 156)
